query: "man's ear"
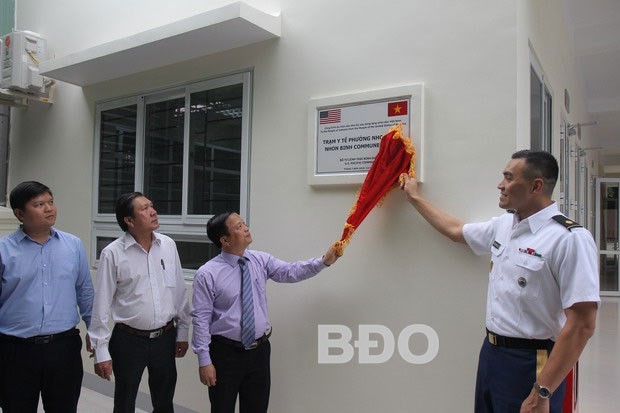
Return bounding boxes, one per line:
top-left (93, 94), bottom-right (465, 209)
top-left (13, 208), bottom-right (24, 222)
top-left (124, 216), bottom-right (134, 228)
top-left (220, 236), bottom-right (228, 247)
top-left (532, 178), bottom-right (544, 194)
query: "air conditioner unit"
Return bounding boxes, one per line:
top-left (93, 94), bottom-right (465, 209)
top-left (1, 31), bottom-right (47, 95)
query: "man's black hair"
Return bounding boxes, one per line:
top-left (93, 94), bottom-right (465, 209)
top-left (511, 150), bottom-right (559, 195)
top-left (115, 192), bottom-right (144, 232)
top-left (207, 212), bottom-right (234, 249)
top-left (9, 181), bottom-right (53, 214)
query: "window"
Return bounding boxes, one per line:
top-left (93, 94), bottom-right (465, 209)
top-left (93, 72), bottom-right (251, 274)
top-left (530, 63), bottom-right (552, 152)
top-left (0, 105), bottom-right (9, 206)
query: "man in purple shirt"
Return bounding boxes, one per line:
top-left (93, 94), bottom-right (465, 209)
top-left (192, 212), bottom-right (339, 413)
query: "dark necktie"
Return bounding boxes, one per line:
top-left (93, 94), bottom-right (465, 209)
top-left (238, 257), bottom-right (255, 348)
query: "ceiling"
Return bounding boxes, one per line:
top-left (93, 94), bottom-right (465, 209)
top-left (563, 0), bottom-right (620, 170)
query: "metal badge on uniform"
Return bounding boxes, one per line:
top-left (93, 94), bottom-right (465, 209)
top-left (492, 240), bottom-right (501, 250)
top-left (518, 277), bottom-right (527, 288)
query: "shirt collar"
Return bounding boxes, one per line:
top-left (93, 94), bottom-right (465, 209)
top-left (122, 231), bottom-right (162, 250)
top-left (16, 225), bottom-right (58, 242)
top-left (220, 250), bottom-right (248, 267)
top-left (512, 202), bottom-right (559, 234)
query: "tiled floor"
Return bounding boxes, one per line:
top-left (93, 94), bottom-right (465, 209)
top-left (30, 297), bottom-right (620, 412)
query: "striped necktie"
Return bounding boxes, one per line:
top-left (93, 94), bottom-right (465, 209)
top-left (238, 257), bottom-right (256, 348)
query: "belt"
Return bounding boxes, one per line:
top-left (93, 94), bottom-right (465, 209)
top-left (116, 320), bottom-right (175, 339)
top-left (212, 328), bottom-right (272, 350)
top-left (0, 328), bottom-right (79, 345)
top-left (486, 329), bottom-right (554, 350)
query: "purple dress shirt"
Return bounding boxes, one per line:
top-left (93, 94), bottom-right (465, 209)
top-left (191, 249), bottom-right (326, 366)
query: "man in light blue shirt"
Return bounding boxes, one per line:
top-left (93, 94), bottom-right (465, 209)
top-left (0, 181), bottom-right (94, 413)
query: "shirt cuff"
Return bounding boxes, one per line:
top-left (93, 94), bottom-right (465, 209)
top-left (316, 257), bottom-right (328, 270)
top-left (198, 351), bottom-right (212, 366)
top-left (94, 347), bottom-right (111, 364)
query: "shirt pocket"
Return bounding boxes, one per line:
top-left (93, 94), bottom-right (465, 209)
top-left (513, 254), bottom-right (545, 300)
top-left (52, 250), bottom-right (78, 280)
top-left (160, 260), bottom-right (177, 288)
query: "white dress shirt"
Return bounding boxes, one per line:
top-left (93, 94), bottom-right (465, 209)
top-left (88, 232), bottom-right (190, 363)
top-left (463, 203), bottom-right (600, 340)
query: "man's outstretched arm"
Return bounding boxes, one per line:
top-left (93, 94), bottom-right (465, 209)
top-left (400, 174), bottom-right (466, 243)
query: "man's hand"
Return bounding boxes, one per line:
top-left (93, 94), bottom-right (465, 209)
top-left (199, 364), bottom-right (217, 387)
top-left (94, 360), bottom-right (113, 381)
top-left (176, 341), bottom-right (189, 357)
top-left (322, 245), bottom-right (340, 265)
top-left (399, 173), bottom-right (420, 202)
top-left (520, 388), bottom-right (550, 413)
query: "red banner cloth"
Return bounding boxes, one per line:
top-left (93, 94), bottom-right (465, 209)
top-left (333, 123), bottom-right (416, 256)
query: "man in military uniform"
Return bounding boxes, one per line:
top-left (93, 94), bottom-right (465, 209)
top-left (400, 150), bottom-right (599, 413)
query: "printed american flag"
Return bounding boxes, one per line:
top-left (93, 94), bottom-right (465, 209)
top-left (319, 109), bottom-right (342, 124)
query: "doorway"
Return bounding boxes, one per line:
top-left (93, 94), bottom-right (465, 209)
top-left (596, 178), bottom-right (620, 295)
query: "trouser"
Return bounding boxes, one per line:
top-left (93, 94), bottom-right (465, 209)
top-left (109, 324), bottom-right (177, 413)
top-left (0, 329), bottom-right (83, 413)
top-left (475, 337), bottom-right (566, 412)
top-left (208, 338), bottom-right (271, 413)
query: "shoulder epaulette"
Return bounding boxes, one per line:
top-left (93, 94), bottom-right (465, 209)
top-left (551, 215), bottom-right (582, 231)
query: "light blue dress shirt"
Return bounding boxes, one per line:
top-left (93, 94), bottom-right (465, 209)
top-left (0, 226), bottom-right (94, 338)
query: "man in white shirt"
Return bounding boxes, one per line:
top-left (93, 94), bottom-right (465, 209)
top-left (400, 150), bottom-right (599, 413)
top-left (88, 192), bottom-right (191, 413)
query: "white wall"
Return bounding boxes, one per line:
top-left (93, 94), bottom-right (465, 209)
top-left (10, 0), bottom-right (581, 411)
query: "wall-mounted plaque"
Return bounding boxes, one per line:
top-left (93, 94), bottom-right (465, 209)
top-left (307, 84), bottom-right (424, 185)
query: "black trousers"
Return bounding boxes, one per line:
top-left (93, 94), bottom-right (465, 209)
top-left (208, 339), bottom-right (271, 413)
top-left (475, 337), bottom-right (566, 412)
top-left (109, 324), bottom-right (177, 413)
top-left (0, 329), bottom-right (83, 413)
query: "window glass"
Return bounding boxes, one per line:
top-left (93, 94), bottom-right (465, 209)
top-left (189, 84), bottom-right (243, 215)
top-left (96, 236), bottom-right (118, 259)
top-left (530, 65), bottom-right (552, 152)
top-left (98, 105), bottom-right (137, 213)
top-left (176, 240), bottom-right (220, 270)
top-left (530, 67), bottom-right (543, 150)
top-left (144, 98), bottom-right (185, 215)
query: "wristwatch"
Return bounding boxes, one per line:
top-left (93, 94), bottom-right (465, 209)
top-left (533, 382), bottom-right (552, 399)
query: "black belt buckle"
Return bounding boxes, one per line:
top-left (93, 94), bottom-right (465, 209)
top-left (34, 335), bottom-right (53, 345)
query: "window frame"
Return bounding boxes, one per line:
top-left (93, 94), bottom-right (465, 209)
top-left (91, 72), bottom-right (252, 272)
top-left (530, 52), bottom-right (553, 153)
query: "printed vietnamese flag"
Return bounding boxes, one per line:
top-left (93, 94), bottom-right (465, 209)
top-left (332, 123), bottom-right (416, 256)
top-left (387, 100), bottom-right (408, 117)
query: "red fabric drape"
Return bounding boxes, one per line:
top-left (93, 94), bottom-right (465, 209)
top-left (333, 123), bottom-right (416, 256)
